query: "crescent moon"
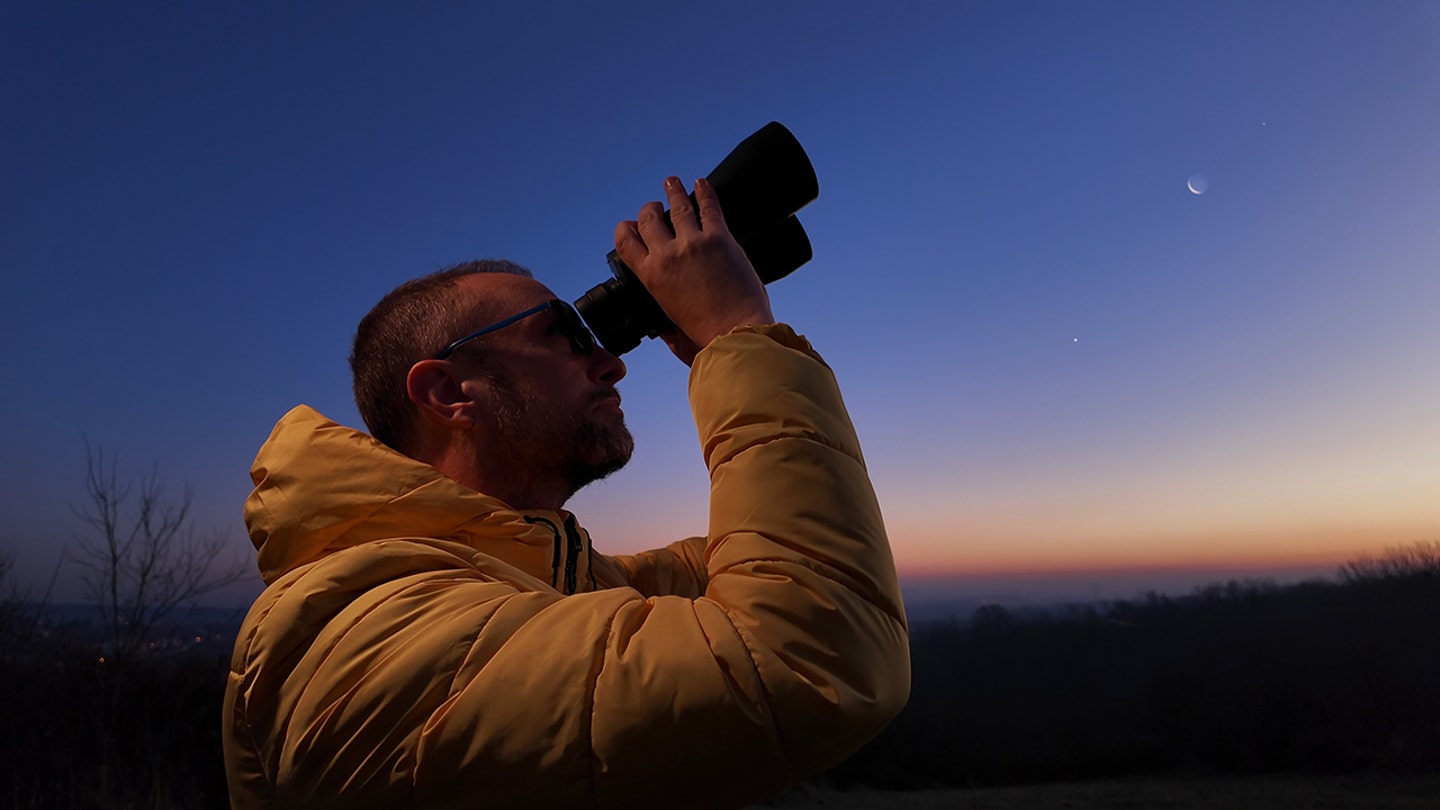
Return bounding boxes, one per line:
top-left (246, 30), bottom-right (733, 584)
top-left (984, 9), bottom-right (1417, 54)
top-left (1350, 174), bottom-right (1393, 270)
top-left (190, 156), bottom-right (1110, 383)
top-left (1186, 173), bottom-right (1209, 195)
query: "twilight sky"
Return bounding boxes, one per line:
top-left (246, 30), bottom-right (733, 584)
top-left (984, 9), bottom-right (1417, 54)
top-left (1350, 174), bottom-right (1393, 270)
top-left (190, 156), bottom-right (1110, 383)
top-left (4, 2), bottom-right (1437, 606)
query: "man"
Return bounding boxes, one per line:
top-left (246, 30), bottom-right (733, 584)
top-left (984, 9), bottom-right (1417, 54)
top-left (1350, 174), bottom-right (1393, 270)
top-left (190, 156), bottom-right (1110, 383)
top-left (223, 176), bottom-right (910, 809)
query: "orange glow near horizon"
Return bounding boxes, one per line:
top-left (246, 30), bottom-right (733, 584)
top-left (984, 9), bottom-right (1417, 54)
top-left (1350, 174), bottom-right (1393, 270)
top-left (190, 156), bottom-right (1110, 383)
top-left (887, 516), bottom-right (1437, 582)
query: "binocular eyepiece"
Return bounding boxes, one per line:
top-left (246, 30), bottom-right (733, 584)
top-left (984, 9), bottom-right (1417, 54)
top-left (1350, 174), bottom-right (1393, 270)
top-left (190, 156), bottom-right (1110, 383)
top-left (574, 122), bottom-right (819, 355)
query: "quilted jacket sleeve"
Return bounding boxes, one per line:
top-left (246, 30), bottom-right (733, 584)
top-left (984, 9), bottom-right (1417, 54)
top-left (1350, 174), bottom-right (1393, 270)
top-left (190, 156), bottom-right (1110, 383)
top-left (606, 536), bottom-right (710, 598)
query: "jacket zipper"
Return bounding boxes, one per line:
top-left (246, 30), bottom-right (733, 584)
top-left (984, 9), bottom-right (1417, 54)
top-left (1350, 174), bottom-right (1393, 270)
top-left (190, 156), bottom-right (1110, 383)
top-left (561, 515), bottom-right (585, 595)
top-left (523, 515), bottom-right (565, 592)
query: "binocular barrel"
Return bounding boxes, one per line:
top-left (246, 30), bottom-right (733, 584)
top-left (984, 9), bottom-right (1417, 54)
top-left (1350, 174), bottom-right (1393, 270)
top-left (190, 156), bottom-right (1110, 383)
top-left (574, 122), bottom-right (819, 356)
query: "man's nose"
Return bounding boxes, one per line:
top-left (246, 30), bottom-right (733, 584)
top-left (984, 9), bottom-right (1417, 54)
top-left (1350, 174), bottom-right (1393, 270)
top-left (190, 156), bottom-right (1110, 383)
top-left (588, 346), bottom-right (626, 385)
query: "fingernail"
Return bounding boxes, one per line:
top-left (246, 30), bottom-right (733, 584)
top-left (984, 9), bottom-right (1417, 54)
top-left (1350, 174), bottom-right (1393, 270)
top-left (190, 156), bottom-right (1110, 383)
top-left (664, 176), bottom-right (681, 190)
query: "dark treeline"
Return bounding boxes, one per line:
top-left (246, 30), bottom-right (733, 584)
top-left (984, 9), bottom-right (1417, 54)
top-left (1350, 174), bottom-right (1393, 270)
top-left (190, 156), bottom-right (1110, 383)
top-left (2, 544), bottom-right (1436, 807)
top-left (826, 543), bottom-right (1440, 790)
top-left (0, 604), bottom-right (233, 809)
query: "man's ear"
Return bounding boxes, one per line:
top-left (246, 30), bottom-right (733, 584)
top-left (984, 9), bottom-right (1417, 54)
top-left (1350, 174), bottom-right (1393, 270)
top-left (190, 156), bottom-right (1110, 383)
top-left (406, 359), bottom-right (480, 430)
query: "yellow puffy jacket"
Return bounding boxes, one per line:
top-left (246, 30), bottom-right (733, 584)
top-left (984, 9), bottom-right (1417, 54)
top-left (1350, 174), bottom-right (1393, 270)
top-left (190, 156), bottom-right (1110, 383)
top-left (223, 325), bottom-right (910, 809)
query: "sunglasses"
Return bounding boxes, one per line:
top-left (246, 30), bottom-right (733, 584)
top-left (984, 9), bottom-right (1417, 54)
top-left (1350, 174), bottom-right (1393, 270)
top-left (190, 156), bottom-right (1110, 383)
top-left (435, 299), bottom-right (596, 360)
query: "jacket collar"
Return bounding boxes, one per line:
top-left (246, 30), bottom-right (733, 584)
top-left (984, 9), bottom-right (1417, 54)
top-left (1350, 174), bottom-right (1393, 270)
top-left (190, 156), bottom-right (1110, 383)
top-left (244, 405), bottom-right (594, 591)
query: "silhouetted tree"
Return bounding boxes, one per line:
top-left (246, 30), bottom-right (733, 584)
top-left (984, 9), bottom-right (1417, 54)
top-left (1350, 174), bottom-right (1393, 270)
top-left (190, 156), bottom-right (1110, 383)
top-left (1340, 540), bottom-right (1440, 585)
top-left (824, 545), bottom-right (1440, 789)
top-left (63, 440), bottom-right (248, 804)
top-left (70, 440), bottom-right (247, 668)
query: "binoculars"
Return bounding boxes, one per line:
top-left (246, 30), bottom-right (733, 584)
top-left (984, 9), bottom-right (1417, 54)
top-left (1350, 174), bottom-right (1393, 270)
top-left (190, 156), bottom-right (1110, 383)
top-left (573, 122), bottom-right (819, 355)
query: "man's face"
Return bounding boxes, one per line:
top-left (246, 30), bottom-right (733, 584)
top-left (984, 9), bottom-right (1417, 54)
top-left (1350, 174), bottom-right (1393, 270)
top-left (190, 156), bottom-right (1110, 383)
top-left (451, 275), bottom-right (634, 501)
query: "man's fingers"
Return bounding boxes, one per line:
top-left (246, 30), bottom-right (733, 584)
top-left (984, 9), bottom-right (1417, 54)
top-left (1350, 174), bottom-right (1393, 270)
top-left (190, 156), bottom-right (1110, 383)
top-left (693, 177), bottom-right (731, 234)
top-left (634, 200), bottom-right (673, 245)
top-left (664, 176), bottom-right (699, 236)
top-left (613, 220), bottom-right (648, 267)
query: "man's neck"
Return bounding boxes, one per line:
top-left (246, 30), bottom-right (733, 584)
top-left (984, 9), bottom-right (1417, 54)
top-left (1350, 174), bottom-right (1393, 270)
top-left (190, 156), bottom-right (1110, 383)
top-left (416, 439), bottom-right (570, 512)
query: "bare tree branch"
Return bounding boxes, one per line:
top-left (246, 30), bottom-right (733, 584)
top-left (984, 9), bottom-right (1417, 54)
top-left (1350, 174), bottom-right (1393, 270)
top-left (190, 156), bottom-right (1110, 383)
top-left (70, 439), bottom-right (249, 667)
top-left (1339, 540), bottom-right (1440, 585)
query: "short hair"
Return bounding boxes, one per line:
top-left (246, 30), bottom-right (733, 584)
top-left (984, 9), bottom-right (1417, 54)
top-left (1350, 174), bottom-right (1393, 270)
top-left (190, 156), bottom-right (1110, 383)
top-left (350, 259), bottom-right (532, 453)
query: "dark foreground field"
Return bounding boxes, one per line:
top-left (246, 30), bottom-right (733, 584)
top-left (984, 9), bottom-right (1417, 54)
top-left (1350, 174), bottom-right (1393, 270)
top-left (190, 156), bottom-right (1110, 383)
top-left (3, 545), bottom-right (1436, 806)
top-left (759, 773), bottom-right (1440, 809)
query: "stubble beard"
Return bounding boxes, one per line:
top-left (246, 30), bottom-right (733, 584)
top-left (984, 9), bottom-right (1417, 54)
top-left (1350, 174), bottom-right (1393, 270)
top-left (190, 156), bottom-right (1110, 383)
top-left (491, 381), bottom-right (635, 502)
top-left (565, 405), bottom-right (635, 490)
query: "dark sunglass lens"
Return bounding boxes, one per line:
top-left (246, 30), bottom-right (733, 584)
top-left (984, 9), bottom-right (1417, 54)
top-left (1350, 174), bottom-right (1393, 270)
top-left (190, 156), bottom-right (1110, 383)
top-left (558, 303), bottom-right (595, 355)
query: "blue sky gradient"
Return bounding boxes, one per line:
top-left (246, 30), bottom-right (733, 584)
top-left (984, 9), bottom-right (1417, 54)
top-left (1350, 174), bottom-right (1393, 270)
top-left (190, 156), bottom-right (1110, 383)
top-left (4, 2), bottom-right (1437, 605)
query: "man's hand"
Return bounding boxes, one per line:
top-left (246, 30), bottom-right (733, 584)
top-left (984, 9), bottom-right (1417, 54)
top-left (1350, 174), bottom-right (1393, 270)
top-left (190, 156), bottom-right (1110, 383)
top-left (614, 176), bottom-right (775, 364)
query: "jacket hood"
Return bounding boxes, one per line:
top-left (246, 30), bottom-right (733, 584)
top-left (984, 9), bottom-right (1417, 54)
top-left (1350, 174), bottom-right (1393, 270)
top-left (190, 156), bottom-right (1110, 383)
top-left (244, 405), bottom-right (586, 586)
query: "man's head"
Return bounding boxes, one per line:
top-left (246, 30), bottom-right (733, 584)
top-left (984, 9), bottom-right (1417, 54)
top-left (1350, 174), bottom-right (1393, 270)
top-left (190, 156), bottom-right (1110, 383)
top-left (351, 260), bottom-right (531, 453)
top-left (350, 261), bottom-right (632, 508)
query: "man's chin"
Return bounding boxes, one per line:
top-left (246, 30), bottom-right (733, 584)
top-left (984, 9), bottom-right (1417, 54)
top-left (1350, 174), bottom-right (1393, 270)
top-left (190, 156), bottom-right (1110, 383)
top-left (569, 425), bottom-right (634, 490)
top-left (594, 436), bottom-right (635, 480)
